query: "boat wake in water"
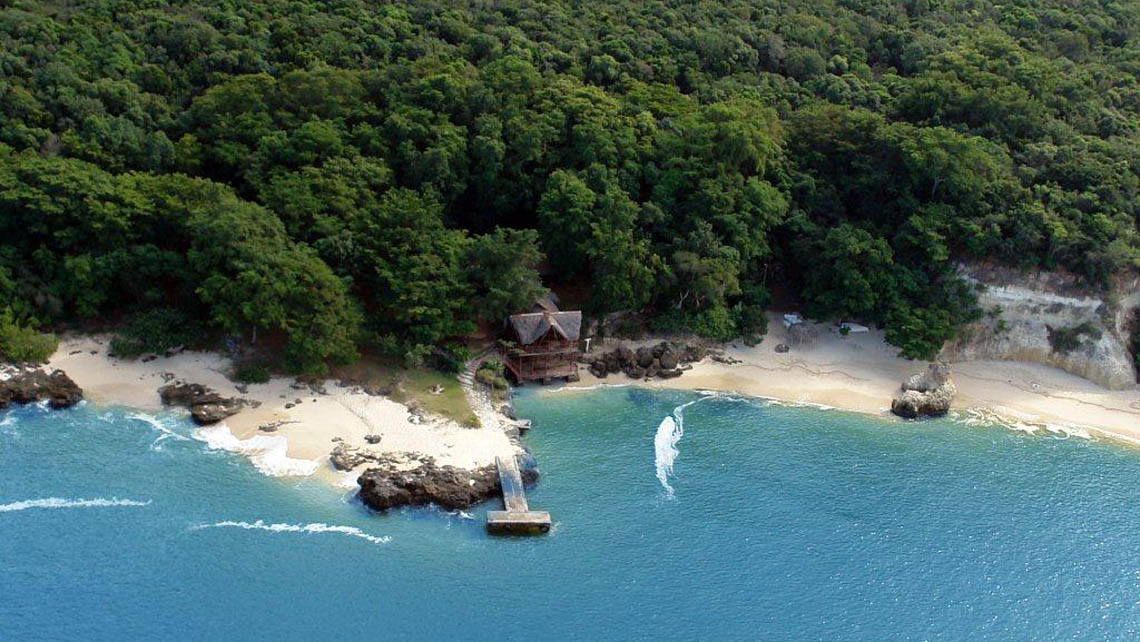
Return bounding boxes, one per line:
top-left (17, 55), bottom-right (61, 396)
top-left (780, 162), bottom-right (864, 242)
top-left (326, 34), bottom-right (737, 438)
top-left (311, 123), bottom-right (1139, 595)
top-left (192, 520), bottom-right (391, 545)
top-left (0, 497), bottom-right (152, 513)
top-left (653, 397), bottom-right (706, 498)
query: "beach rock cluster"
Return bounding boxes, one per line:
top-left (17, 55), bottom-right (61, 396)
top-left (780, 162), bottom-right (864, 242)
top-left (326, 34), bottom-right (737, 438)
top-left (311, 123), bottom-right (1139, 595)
top-left (0, 369), bottom-right (83, 409)
top-left (158, 382), bottom-right (244, 424)
top-left (581, 342), bottom-right (703, 380)
top-left (330, 443), bottom-right (383, 471)
top-left (891, 362), bottom-right (956, 419)
top-left (356, 455), bottom-right (539, 511)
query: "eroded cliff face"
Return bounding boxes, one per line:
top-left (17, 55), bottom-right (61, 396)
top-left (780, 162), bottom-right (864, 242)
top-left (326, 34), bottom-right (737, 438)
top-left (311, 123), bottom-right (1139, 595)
top-left (941, 263), bottom-right (1138, 390)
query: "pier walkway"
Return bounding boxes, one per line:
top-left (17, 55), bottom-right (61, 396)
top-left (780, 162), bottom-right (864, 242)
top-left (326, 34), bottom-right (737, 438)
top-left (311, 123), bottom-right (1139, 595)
top-left (486, 456), bottom-right (551, 535)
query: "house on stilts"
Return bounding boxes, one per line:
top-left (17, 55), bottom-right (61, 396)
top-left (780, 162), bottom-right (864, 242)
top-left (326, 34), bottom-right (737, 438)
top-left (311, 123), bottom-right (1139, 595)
top-left (503, 311), bottom-right (582, 383)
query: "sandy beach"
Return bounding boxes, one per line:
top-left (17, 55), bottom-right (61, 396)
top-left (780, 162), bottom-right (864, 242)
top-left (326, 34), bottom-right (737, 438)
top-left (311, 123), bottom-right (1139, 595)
top-left (572, 315), bottom-right (1140, 444)
top-left (47, 335), bottom-right (520, 485)
top-left (43, 318), bottom-right (1140, 486)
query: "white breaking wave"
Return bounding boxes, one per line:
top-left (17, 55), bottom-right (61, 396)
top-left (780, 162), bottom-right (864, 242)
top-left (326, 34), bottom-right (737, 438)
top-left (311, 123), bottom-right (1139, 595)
top-left (193, 520), bottom-right (390, 545)
top-left (545, 382), bottom-right (632, 393)
top-left (953, 407), bottom-right (1095, 441)
top-left (192, 424), bottom-right (319, 477)
top-left (127, 412), bottom-right (189, 449)
top-left (654, 397), bottom-right (706, 497)
top-left (0, 497), bottom-right (151, 513)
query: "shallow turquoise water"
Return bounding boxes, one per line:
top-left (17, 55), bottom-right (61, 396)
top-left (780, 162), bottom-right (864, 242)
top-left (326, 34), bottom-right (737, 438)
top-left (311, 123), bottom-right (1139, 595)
top-left (3, 387), bottom-right (1140, 641)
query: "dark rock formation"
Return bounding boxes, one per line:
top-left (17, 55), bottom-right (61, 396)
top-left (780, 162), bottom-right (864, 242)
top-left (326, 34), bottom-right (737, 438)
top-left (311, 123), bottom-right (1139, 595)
top-left (0, 369), bottom-right (83, 409)
top-left (356, 455), bottom-right (539, 511)
top-left (581, 342), bottom-right (703, 381)
top-left (158, 382), bottom-right (244, 424)
top-left (891, 362), bottom-right (956, 418)
top-left (330, 443), bottom-right (381, 471)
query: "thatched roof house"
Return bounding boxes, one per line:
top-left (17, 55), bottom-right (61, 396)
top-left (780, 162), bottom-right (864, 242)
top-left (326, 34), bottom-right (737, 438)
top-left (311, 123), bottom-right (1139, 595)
top-left (503, 311), bottom-right (582, 383)
top-left (506, 311), bottom-right (582, 345)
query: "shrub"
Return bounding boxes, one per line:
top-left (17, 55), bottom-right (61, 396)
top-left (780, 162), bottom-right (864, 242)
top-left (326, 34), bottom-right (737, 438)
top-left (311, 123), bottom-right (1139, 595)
top-left (651, 306), bottom-right (738, 342)
top-left (110, 308), bottom-right (201, 359)
top-left (476, 359), bottom-right (509, 390)
top-left (428, 343), bottom-right (468, 373)
top-left (0, 308), bottom-right (58, 363)
top-left (1047, 321), bottom-right (1102, 355)
top-left (475, 367), bottom-right (509, 390)
top-left (233, 361), bottom-right (271, 384)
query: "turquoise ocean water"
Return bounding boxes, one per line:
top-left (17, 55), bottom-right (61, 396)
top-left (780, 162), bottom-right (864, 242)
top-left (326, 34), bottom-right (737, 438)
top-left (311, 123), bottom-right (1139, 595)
top-left (3, 386), bottom-right (1140, 641)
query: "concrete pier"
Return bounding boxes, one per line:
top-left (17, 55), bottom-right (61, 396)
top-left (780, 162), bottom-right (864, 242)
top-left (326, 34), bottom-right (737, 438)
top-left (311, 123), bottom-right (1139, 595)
top-left (486, 456), bottom-right (551, 535)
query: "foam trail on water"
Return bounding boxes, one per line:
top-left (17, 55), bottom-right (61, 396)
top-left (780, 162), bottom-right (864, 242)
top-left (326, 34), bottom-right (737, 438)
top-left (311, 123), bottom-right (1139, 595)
top-left (127, 412), bottom-right (189, 449)
top-left (654, 397), bottom-right (704, 498)
top-left (193, 520), bottom-right (391, 545)
top-left (0, 497), bottom-right (151, 513)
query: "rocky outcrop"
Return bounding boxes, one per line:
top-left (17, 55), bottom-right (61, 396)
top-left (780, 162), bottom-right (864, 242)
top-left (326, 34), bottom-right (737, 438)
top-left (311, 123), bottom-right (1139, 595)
top-left (330, 443), bottom-right (384, 471)
top-left (891, 362), bottom-right (956, 419)
top-left (581, 341), bottom-right (703, 380)
top-left (158, 382), bottom-right (244, 424)
top-left (0, 369), bottom-right (83, 409)
top-left (356, 455), bottom-right (539, 511)
top-left (942, 263), bottom-right (1138, 389)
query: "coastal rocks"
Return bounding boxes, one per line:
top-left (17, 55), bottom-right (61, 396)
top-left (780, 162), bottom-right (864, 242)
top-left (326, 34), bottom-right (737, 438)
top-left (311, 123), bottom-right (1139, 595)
top-left (330, 443), bottom-right (384, 471)
top-left (710, 351), bottom-right (742, 365)
top-left (0, 369), bottom-right (83, 409)
top-left (891, 362), bottom-right (956, 419)
top-left (158, 382), bottom-right (245, 425)
top-left (357, 455), bottom-right (539, 511)
top-left (581, 341), bottom-right (701, 381)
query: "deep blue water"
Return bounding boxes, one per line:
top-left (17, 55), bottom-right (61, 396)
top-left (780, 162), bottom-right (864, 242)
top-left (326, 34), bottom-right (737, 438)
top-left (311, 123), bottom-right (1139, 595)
top-left (3, 387), bottom-right (1140, 641)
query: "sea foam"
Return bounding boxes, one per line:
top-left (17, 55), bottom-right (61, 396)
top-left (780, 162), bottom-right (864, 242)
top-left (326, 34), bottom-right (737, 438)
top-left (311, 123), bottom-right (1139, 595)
top-left (193, 520), bottom-right (390, 545)
top-left (192, 424), bottom-right (319, 477)
top-left (953, 407), bottom-right (1098, 441)
top-left (0, 497), bottom-right (151, 513)
top-left (127, 411), bottom-right (189, 449)
top-left (654, 397), bottom-right (705, 497)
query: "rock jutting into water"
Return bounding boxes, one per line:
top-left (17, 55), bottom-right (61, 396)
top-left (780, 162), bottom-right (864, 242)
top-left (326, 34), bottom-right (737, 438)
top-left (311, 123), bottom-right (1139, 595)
top-left (158, 382), bottom-right (245, 425)
top-left (356, 455), bottom-right (538, 511)
top-left (0, 369), bottom-right (83, 409)
top-left (581, 341), bottom-right (703, 381)
top-left (891, 362), bottom-right (956, 419)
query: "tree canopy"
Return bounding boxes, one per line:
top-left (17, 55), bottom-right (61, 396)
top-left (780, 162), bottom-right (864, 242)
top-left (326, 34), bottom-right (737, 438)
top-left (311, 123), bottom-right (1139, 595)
top-left (2, 0), bottom-right (1138, 366)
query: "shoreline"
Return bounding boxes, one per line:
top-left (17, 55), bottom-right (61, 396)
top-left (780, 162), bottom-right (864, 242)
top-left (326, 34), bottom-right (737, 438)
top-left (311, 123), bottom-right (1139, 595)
top-left (565, 315), bottom-right (1140, 446)
top-left (32, 319), bottom-right (1140, 490)
top-left (45, 335), bottom-right (524, 488)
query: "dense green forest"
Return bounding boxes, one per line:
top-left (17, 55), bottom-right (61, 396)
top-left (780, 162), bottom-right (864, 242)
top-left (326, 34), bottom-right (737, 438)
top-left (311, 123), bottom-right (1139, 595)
top-left (1, 0), bottom-right (1138, 370)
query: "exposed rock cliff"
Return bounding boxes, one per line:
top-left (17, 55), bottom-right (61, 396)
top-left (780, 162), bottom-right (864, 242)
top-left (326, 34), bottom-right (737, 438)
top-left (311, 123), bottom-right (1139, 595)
top-left (941, 264), bottom-right (1138, 390)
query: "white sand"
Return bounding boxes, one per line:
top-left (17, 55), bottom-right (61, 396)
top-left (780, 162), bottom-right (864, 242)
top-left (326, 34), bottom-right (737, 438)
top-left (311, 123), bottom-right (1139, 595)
top-left (43, 322), bottom-right (1140, 483)
top-left (572, 314), bottom-right (1140, 444)
top-left (47, 335), bottom-right (519, 483)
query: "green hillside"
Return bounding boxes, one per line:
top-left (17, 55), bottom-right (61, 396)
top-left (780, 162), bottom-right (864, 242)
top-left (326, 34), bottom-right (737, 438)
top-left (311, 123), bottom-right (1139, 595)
top-left (1, 0), bottom-right (1137, 368)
